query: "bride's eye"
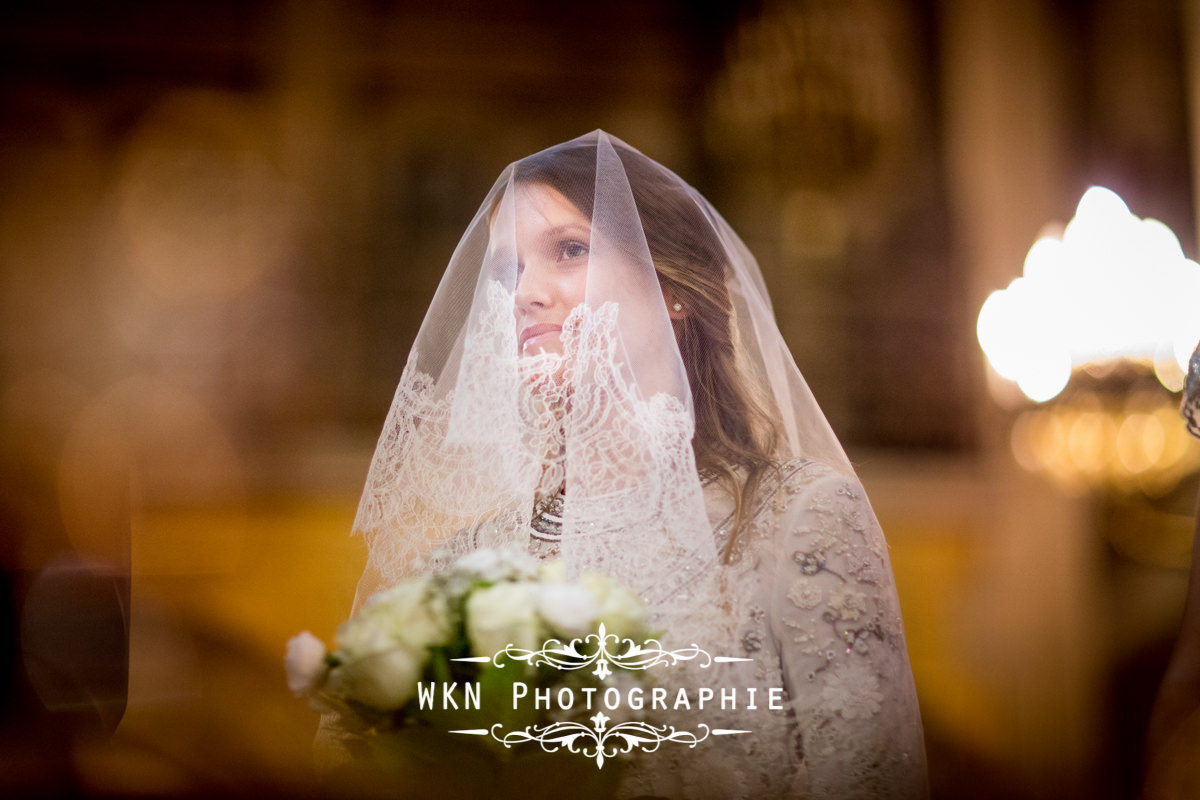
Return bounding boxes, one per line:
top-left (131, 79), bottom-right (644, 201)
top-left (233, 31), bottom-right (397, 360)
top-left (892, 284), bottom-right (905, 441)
top-left (558, 239), bottom-right (589, 261)
top-left (488, 247), bottom-right (518, 282)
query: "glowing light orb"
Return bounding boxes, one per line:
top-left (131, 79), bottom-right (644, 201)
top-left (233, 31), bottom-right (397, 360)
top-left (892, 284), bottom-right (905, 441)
top-left (977, 186), bottom-right (1200, 402)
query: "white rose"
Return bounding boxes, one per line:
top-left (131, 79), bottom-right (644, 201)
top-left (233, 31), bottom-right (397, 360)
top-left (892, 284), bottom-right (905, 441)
top-left (363, 577), bottom-right (431, 623)
top-left (497, 549), bottom-right (540, 579)
top-left (341, 577), bottom-right (450, 655)
top-left (538, 558), bottom-right (567, 583)
top-left (455, 548), bottom-right (539, 583)
top-left (466, 582), bottom-right (543, 658)
top-left (374, 579), bottom-right (452, 651)
top-left (454, 549), bottom-right (503, 580)
top-left (330, 646), bottom-right (421, 710)
top-left (537, 583), bottom-right (598, 637)
top-left (580, 572), bottom-right (647, 640)
top-left (284, 631), bottom-right (329, 697)
top-left (335, 610), bottom-right (392, 656)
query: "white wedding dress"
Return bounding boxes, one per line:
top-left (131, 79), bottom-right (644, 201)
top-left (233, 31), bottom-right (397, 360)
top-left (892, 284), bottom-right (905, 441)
top-left (616, 459), bottom-right (926, 799)
top-left (328, 131), bottom-right (928, 799)
top-left (319, 458), bottom-right (926, 799)
top-left (487, 458), bottom-right (924, 799)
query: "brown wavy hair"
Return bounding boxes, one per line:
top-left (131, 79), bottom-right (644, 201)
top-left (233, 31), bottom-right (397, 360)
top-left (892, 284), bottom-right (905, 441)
top-left (515, 139), bottom-right (780, 559)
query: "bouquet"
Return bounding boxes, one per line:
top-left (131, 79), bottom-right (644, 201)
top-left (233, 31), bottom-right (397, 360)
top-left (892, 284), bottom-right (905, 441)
top-left (286, 548), bottom-right (652, 797)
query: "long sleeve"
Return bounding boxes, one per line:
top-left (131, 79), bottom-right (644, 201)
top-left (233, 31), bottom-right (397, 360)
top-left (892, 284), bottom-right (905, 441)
top-left (766, 466), bottom-right (928, 799)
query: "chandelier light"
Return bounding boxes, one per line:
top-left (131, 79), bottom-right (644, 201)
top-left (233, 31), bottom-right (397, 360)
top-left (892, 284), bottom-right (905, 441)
top-left (977, 187), bottom-right (1200, 493)
top-left (977, 186), bottom-right (1200, 403)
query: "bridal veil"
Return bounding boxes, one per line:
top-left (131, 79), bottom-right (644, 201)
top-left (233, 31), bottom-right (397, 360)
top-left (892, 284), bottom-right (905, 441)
top-left (353, 131), bottom-right (850, 614)
top-left (345, 130), bottom-right (927, 798)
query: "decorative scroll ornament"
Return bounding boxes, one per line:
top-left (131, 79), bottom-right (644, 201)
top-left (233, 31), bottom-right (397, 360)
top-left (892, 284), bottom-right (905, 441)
top-left (450, 623), bottom-right (754, 767)
top-left (454, 622), bottom-right (750, 681)
top-left (450, 715), bottom-right (749, 769)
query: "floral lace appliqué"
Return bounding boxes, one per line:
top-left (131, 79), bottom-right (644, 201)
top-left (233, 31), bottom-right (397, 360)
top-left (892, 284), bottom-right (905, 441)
top-left (820, 659), bottom-right (885, 721)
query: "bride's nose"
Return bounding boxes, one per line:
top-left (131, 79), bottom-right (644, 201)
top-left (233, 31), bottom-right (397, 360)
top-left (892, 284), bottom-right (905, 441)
top-left (514, 259), bottom-right (551, 311)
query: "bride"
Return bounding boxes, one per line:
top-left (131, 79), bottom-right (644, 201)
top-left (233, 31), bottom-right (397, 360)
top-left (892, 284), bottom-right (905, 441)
top-left (333, 130), bottom-right (928, 799)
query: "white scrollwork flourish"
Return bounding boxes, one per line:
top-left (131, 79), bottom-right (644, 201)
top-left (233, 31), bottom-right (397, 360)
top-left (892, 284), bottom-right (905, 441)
top-left (490, 715), bottom-right (713, 769)
top-left (491, 622), bottom-right (716, 680)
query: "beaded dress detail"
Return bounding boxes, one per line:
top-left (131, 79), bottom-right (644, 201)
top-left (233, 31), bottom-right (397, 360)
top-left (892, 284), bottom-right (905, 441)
top-left (332, 131), bottom-right (927, 798)
top-left (528, 490), bottom-right (564, 559)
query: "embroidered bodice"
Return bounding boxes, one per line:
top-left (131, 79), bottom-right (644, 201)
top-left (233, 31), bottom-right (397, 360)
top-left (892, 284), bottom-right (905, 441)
top-left (598, 459), bottom-right (926, 799)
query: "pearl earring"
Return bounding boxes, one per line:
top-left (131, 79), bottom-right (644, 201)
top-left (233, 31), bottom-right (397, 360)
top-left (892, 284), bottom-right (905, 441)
top-left (672, 303), bottom-right (683, 312)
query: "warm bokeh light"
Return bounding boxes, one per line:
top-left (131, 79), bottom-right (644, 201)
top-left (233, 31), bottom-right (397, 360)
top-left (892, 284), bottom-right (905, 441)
top-left (2, 3), bottom-right (1196, 799)
top-left (977, 186), bottom-right (1200, 403)
top-left (114, 90), bottom-right (302, 304)
top-left (1009, 391), bottom-right (1200, 495)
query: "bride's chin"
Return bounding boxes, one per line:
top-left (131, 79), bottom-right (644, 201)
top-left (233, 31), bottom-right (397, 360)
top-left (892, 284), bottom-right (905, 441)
top-left (518, 351), bottom-right (569, 389)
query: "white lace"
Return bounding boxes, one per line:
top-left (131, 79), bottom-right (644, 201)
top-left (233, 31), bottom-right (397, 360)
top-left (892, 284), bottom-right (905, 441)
top-left (336, 131), bottom-right (927, 798)
top-left (610, 461), bottom-right (925, 800)
top-left (354, 286), bottom-right (718, 632)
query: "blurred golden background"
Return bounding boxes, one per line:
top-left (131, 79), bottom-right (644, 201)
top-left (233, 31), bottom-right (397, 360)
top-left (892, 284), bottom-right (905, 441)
top-left (2, 1), bottom-right (1198, 798)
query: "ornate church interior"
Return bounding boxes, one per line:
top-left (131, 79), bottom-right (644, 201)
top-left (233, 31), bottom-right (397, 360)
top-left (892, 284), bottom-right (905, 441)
top-left (2, 1), bottom-right (1198, 798)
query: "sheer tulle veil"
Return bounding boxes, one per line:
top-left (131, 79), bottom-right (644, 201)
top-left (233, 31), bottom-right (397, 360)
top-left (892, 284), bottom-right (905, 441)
top-left (351, 130), bottom-right (852, 637)
top-left (338, 130), bottom-right (928, 799)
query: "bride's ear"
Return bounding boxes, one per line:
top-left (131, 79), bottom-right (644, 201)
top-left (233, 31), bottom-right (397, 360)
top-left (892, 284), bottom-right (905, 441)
top-left (663, 287), bottom-right (690, 320)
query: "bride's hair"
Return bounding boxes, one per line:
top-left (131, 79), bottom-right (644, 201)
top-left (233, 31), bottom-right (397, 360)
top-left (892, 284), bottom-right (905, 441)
top-left (515, 140), bottom-right (780, 558)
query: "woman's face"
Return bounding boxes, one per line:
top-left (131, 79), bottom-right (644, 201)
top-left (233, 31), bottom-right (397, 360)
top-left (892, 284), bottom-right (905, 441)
top-left (511, 182), bottom-right (591, 357)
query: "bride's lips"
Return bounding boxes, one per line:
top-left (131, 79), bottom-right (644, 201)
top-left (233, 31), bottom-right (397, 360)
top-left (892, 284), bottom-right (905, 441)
top-left (519, 322), bottom-right (562, 353)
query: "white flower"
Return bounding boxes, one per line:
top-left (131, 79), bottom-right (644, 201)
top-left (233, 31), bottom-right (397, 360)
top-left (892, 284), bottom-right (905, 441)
top-left (330, 646), bottom-right (422, 710)
top-left (466, 581), bottom-right (543, 658)
top-left (284, 631), bottom-right (328, 697)
top-left (341, 577), bottom-right (451, 655)
top-left (580, 572), bottom-right (647, 639)
top-left (537, 583), bottom-right (598, 636)
top-left (538, 558), bottom-right (568, 583)
top-left (452, 549), bottom-right (504, 580)
top-left (335, 612), bottom-right (391, 656)
top-left (455, 547), bottom-right (539, 583)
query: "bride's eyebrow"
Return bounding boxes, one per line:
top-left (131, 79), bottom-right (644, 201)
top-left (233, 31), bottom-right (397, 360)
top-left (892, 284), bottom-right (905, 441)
top-left (543, 222), bottom-right (591, 239)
